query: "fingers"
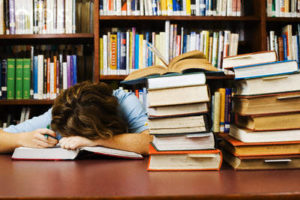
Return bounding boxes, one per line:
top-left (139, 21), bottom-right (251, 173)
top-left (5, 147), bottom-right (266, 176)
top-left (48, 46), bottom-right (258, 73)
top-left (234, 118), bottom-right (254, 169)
top-left (33, 129), bottom-right (58, 147)
top-left (59, 137), bottom-right (82, 150)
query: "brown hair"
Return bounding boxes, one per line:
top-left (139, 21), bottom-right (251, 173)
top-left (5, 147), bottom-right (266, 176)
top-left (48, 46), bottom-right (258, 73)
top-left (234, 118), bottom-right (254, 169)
top-left (51, 81), bottom-right (128, 140)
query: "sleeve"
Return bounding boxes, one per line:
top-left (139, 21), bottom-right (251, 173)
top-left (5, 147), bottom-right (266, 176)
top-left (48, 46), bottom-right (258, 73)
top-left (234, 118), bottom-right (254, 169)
top-left (3, 108), bottom-right (52, 133)
top-left (115, 89), bottom-right (148, 133)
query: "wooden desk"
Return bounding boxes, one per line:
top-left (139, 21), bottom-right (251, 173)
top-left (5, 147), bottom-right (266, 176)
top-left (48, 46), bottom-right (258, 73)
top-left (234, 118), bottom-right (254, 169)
top-left (0, 155), bottom-right (299, 200)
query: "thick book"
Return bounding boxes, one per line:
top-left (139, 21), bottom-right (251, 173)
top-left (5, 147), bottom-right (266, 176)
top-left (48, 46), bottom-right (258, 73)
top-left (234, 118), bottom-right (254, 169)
top-left (147, 144), bottom-right (222, 171)
top-left (148, 115), bottom-right (209, 135)
top-left (219, 133), bottom-right (300, 156)
top-left (12, 146), bottom-right (143, 160)
top-left (15, 58), bottom-right (23, 99)
top-left (235, 112), bottom-right (300, 131)
top-left (229, 125), bottom-right (300, 143)
top-left (222, 51), bottom-right (277, 69)
top-left (233, 91), bottom-right (300, 116)
top-left (6, 58), bottom-right (15, 99)
top-left (234, 72), bottom-right (300, 95)
top-left (152, 132), bottom-right (215, 151)
top-left (124, 50), bottom-right (219, 81)
top-left (148, 84), bottom-right (210, 107)
top-left (146, 72), bottom-right (206, 90)
top-left (23, 58), bottom-right (31, 99)
top-left (223, 151), bottom-right (300, 170)
top-left (148, 102), bottom-right (209, 118)
top-left (233, 60), bottom-right (298, 80)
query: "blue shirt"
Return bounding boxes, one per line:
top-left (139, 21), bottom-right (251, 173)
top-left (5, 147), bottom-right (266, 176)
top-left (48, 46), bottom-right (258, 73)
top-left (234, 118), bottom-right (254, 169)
top-left (4, 89), bottom-right (148, 138)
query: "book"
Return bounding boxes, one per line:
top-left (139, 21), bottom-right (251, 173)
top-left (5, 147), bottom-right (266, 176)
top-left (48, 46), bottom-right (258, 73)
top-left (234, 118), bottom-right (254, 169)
top-left (233, 91), bottom-right (300, 115)
top-left (235, 72), bottom-right (300, 95)
top-left (235, 112), bottom-right (300, 131)
top-left (148, 115), bottom-right (209, 135)
top-left (6, 58), bottom-right (15, 99)
top-left (219, 133), bottom-right (300, 156)
top-left (152, 132), bottom-right (215, 151)
top-left (15, 58), bottom-right (23, 99)
top-left (222, 51), bottom-right (277, 69)
top-left (148, 102), bottom-right (209, 118)
top-left (229, 125), bottom-right (300, 143)
top-left (22, 58), bottom-right (31, 99)
top-left (147, 144), bottom-right (222, 171)
top-left (223, 151), bottom-right (300, 170)
top-left (233, 60), bottom-right (298, 80)
top-left (12, 146), bottom-right (143, 160)
top-left (124, 50), bottom-right (219, 81)
top-left (148, 84), bottom-right (210, 107)
top-left (147, 72), bottom-right (206, 90)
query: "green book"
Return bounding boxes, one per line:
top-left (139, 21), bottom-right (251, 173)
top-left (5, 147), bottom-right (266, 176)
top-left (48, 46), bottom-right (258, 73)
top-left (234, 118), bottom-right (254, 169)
top-left (15, 58), bottom-right (23, 99)
top-left (7, 58), bottom-right (16, 100)
top-left (23, 58), bottom-right (31, 99)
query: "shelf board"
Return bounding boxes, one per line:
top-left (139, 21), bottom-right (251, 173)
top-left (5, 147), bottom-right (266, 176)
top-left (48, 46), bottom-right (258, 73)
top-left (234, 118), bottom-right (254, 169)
top-left (0, 99), bottom-right (54, 105)
top-left (266, 17), bottom-right (300, 22)
top-left (99, 16), bottom-right (260, 21)
top-left (0, 33), bottom-right (94, 40)
top-left (100, 75), bottom-right (128, 80)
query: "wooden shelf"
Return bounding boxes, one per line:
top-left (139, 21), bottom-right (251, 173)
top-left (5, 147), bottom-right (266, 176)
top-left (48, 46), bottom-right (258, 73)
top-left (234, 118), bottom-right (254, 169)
top-left (100, 75), bottom-right (128, 80)
top-left (0, 99), bottom-right (54, 105)
top-left (99, 16), bottom-right (260, 21)
top-left (266, 17), bottom-right (300, 22)
top-left (0, 33), bottom-right (94, 40)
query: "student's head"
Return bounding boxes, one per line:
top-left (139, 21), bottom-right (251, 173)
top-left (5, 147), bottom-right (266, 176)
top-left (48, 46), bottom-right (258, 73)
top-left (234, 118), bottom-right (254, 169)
top-left (51, 81), bottom-right (127, 139)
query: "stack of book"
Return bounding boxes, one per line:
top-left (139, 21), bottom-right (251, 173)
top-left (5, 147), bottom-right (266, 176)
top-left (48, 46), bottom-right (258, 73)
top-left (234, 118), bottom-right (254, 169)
top-left (220, 51), bottom-right (300, 170)
top-left (146, 72), bottom-right (223, 171)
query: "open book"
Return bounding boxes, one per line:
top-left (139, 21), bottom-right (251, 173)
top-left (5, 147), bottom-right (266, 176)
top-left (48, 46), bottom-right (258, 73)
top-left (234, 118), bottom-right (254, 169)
top-left (12, 146), bottom-right (143, 160)
top-left (124, 49), bottom-right (219, 81)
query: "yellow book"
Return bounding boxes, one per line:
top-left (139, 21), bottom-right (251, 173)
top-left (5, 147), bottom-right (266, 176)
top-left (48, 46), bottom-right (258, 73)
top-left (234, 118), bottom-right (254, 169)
top-left (110, 34), bottom-right (117, 73)
top-left (161, 0), bottom-right (167, 15)
top-left (218, 88), bottom-right (226, 133)
top-left (139, 34), bottom-right (144, 69)
top-left (213, 91), bottom-right (221, 133)
top-left (186, 0), bottom-right (191, 15)
top-left (100, 37), bottom-right (103, 75)
top-left (167, 0), bottom-right (173, 15)
top-left (205, 30), bottom-right (210, 59)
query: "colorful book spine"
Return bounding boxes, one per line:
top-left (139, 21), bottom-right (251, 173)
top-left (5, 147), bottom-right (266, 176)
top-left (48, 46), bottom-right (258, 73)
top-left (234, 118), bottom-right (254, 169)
top-left (15, 58), bottom-right (23, 99)
top-left (1, 59), bottom-right (7, 99)
top-left (6, 58), bottom-right (15, 99)
top-left (23, 58), bottom-right (31, 99)
top-left (218, 88), bottom-right (226, 133)
top-left (224, 88), bottom-right (232, 133)
top-left (72, 55), bottom-right (77, 85)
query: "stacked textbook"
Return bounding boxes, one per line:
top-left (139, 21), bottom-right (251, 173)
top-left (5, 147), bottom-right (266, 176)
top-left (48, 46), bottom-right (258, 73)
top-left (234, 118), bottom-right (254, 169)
top-left (146, 73), bottom-right (223, 171)
top-left (220, 51), bottom-right (300, 170)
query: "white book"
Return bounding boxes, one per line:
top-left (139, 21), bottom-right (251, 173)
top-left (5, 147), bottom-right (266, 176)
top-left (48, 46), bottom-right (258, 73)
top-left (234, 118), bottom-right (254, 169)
top-left (217, 31), bottom-right (224, 69)
top-left (65, 0), bottom-right (72, 33)
top-left (126, 31), bottom-right (130, 74)
top-left (12, 146), bottom-right (143, 160)
top-left (62, 62), bottom-right (68, 89)
top-left (56, 0), bottom-right (65, 33)
top-left (126, 0), bottom-right (131, 15)
top-left (50, 62), bottom-right (55, 99)
top-left (229, 125), bottom-right (300, 143)
top-left (72, 0), bottom-right (76, 33)
top-left (165, 20), bottom-right (170, 62)
top-left (0, 0), bottom-right (3, 34)
top-left (147, 72), bottom-right (206, 90)
top-left (37, 55), bottom-right (44, 99)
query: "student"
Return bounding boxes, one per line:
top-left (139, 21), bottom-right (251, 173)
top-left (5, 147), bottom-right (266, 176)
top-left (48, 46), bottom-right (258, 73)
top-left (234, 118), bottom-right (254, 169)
top-left (0, 81), bottom-right (152, 154)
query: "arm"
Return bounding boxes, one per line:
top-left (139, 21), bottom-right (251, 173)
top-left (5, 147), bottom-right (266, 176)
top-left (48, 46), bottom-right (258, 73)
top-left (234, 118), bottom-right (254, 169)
top-left (59, 130), bottom-right (153, 155)
top-left (0, 128), bottom-right (58, 153)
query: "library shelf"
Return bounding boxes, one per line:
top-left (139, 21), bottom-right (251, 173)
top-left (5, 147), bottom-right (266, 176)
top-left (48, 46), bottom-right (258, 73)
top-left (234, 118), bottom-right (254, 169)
top-left (266, 17), bottom-right (300, 22)
top-left (99, 16), bottom-right (260, 21)
top-left (0, 33), bottom-right (94, 40)
top-left (0, 100), bottom-right (54, 105)
top-left (100, 75), bottom-right (128, 80)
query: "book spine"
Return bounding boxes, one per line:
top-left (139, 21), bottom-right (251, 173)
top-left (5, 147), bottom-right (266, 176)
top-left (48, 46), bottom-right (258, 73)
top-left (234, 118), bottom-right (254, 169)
top-left (72, 55), bottom-right (77, 85)
top-left (224, 88), bottom-right (232, 133)
top-left (7, 58), bottom-right (15, 100)
top-left (218, 88), bottom-right (226, 133)
top-left (212, 91), bottom-right (221, 133)
top-left (1, 59), bottom-right (7, 99)
top-left (22, 58), bottom-right (30, 99)
top-left (9, 0), bottom-right (15, 34)
top-left (15, 58), bottom-right (23, 99)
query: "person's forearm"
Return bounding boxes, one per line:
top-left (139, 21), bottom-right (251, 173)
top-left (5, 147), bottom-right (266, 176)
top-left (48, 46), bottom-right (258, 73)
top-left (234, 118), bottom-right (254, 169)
top-left (0, 129), bottom-right (21, 153)
top-left (95, 130), bottom-right (153, 155)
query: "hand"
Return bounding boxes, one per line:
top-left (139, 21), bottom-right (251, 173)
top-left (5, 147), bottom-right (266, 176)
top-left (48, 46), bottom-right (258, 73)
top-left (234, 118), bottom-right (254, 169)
top-left (18, 129), bottom-right (58, 148)
top-left (59, 136), bottom-right (97, 150)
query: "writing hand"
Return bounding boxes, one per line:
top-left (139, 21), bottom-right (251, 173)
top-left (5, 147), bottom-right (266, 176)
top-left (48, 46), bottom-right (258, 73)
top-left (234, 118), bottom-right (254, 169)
top-left (18, 129), bottom-right (58, 148)
top-left (59, 136), bottom-right (97, 150)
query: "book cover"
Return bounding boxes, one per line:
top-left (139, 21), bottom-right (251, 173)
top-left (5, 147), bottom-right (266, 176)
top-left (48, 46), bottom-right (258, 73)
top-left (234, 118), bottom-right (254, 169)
top-left (148, 144), bottom-right (222, 171)
top-left (15, 58), bottom-right (23, 99)
top-left (23, 58), bottom-right (31, 99)
top-left (7, 58), bottom-right (15, 100)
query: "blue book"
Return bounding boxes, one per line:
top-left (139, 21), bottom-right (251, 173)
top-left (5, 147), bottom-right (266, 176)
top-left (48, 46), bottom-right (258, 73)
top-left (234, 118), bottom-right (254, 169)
top-left (282, 34), bottom-right (288, 60)
top-left (117, 32), bottom-right (121, 71)
top-left (224, 88), bottom-right (232, 133)
top-left (72, 55), bottom-right (77, 85)
top-left (200, 0), bottom-right (206, 16)
top-left (135, 34), bottom-right (139, 69)
top-left (152, 0), bottom-right (158, 15)
top-left (33, 56), bottom-right (38, 98)
top-left (145, 32), bottom-right (150, 67)
top-left (120, 32), bottom-right (127, 71)
top-left (182, 34), bottom-right (187, 53)
top-left (233, 60), bottom-right (299, 80)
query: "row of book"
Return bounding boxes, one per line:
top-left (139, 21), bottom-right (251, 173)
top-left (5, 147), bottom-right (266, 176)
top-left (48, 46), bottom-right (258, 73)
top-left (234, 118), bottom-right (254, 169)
top-left (144, 72), bottom-right (222, 171)
top-left (0, 0), bottom-right (94, 35)
top-left (100, 0), bottom-right (243, 17)
top-left (0, 107), bottom-right (31, 129)
top-left (0, 53), bottom-right (77, 100)
top-left (219, 50), bottom-right (300, 170)
top-left (268, 24), bottom-right (300, 62)
top-left (100, 22), bottom-right (239, 76)
top-left (266, 0), bottom-right (300, 18)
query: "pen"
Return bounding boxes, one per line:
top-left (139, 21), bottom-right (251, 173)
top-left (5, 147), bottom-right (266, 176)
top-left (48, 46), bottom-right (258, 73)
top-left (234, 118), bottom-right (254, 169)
top-left (44, 125), bottom-right (57, 140)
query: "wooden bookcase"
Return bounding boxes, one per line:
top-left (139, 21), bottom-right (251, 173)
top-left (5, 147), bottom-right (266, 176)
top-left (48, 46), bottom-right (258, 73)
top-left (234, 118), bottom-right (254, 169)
top-left (1, 0), bottom-right (300, 124)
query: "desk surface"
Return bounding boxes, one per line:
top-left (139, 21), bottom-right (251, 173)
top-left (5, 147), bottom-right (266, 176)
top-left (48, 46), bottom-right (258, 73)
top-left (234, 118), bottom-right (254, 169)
top-left (0, 155), bottom-right (300, 200)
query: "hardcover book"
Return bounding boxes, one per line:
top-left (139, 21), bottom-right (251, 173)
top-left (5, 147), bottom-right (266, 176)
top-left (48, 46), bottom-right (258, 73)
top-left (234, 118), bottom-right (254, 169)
top-left (233, 91), bottom-right (300, 115)
top-left (233, 60), bottom-right (298, 80)
top-left (219, 133), bottom-right (300, 156)
top-left (148, 84), bottom-right (210, 107)
top-left (234, 72), bottom-right (300, 95)
top-left (229, 125), bottom-right (300, 143)
top-left (222, 51), bottom-right (277, 69)
top-left (12, 146), bottom-right (143, 160)
top-left (147, 144), bottom-right (222, 171)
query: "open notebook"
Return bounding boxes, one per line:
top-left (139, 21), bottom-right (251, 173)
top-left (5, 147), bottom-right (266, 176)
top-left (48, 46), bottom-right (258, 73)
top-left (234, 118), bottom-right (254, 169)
top-left (12, 146), bottom-right (143, 160)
